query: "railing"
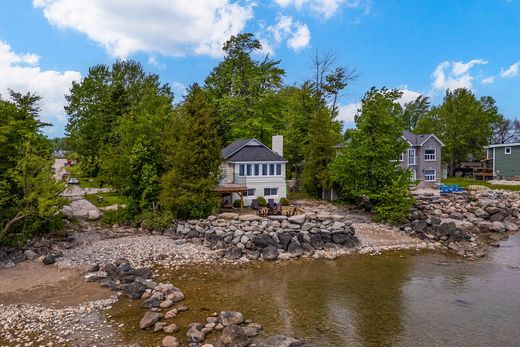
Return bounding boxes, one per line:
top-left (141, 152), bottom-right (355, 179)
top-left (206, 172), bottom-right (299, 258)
top-left (219, 174), bottom-right (247, 187)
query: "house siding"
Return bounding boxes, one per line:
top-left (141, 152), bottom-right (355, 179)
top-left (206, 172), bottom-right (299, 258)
top-left (399, 136), bottom-right (442, 187)
top-left (230, 163), bottom-right (287, 205)
top-left (494, 145), bottom-right (520, 177)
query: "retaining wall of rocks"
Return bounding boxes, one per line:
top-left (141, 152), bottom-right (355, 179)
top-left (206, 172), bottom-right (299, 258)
top-left (174, 212), bottom-right (360, 261)
top-left (401, 190), bottom-right (520, 258)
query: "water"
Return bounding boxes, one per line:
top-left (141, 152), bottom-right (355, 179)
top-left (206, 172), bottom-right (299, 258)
top-left (110, 234), bottom-right (520, 347)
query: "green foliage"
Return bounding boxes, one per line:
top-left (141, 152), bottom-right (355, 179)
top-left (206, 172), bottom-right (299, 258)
top-left (233, 199), bottom-right (241, 208)
top-left (139, 210), bottom-right (174, 230)
top-left (330, 87), bottom-right (414, 224)
top-left (159, 85), bottom-right (222, 220)
top-left (84, 192), bottom-right (125, 208)
top-left (398, 95), bottom-right (430, 131)
top-left (257, 196), bottom-right (267, 206)
top-left (279, 197), bottom-right (289, 205)
top-left (415, 88), bottom-right (500, 175)
top-left (0, 91), bottom-right (66, 246)
top-left (204, 33), bottom-right (285, 145)
top-left (101, 207), bottom-right (134, 226)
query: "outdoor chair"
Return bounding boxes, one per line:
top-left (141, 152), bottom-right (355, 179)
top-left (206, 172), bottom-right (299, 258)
top-left (251, 199), bottom-right (259, 210)
top-left (275, 203), bottom-right (283, 215)
top-left (268, 199), bottom-right (275, 209)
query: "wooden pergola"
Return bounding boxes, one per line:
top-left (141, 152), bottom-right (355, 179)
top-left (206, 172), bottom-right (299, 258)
top-left (213, 184), bottom-right (247, 211)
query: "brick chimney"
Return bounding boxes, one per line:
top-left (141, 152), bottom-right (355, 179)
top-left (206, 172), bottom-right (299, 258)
top-left (272, 135), bottom-right (283, 157)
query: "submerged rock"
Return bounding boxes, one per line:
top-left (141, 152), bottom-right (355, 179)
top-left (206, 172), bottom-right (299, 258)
top-left (218, 325), bottom-right (249, 347)
top-left (139, 311), bottom-right (163, 330)
top-left (258, 335), bottom-right (304, 347)
top-left (219, 311), bottom-right (244, 326)
top-left (162, 336), bottom-right (180, 347)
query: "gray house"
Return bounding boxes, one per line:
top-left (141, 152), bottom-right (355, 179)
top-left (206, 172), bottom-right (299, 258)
top-left (400, 131), bottom-right (444, 187)
top-left (484, 143), bottom-right (520, 178)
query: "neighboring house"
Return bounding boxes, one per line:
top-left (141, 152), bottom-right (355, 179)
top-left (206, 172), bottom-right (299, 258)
top-left (484, 143), bottom-right (520, 178)
top-left (217, 135), bottom-right (287, 207)
top-left (400, 131), bottom-right (444, 187)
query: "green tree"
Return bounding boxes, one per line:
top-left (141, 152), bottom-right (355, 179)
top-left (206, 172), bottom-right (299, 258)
top-left (330, 87), bottom-right (413, 224)
top-left (204, 33), bottom-right (285, 145)
top-left (0, 91), bottom-right (65, 246)
top-left (159, 85), bottom-right (222, 220)
top-left (415, 88), bottom-right (500, 175)
top-left (399, 95), bottom-right (430, 131)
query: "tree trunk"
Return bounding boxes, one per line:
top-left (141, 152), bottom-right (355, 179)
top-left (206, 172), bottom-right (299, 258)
top-left (3, 212), bottom-right (25, 234)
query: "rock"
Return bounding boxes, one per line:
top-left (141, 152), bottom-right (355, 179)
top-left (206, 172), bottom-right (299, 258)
top-left (160, 299), bottom-right (174, 309)
top-left (164, 309), bottom-right (177, 319)
top-left (163, 324), bottom-right (179, 334)
top-left (239, 215), bottom-right (263, 222)
top-left (154, 322), bottom-right (167, 332)
top-left (87, 209), bottom-right (101, 221)
top-left (42, 255), bottom-right (56, 265)
top-left (188, 323), bottom-right (205, 331)
top-left (218, 213), bottom-right (239, 220)
top-left (215, 323), bottom-right (225, 330)
top-left (489, 212), bottom-right (506, 223)
top-left (489, 221), bottom-right (505, 233)
top-left (161, 336), bottom-right (180, 347)
top-left (227, 247), bottom-right (243, 260)
top-left (253, 234), bottom-right (275, 248)
top-left (262, 246), bottom-right (279, 261)
top-left (24, 249), bottom-right (39, 261)
top-left (258, 335), bottom-right (303, 347)
top-left (474, 208), bottom-right (490, 219)
top-left (187, 327), bottom-right (205, 343)
top-left (267, 215), bottom-right (287, 221)
top-left (288, 214), bottom-right (306, 224)
top-left (124, 281), bottom-right (146, 299)
top-left (128, 267), bottom-right (153, 279)
top-left (166, 288), bottom-right (185, 302)
top-left (243, 326), bottom-right (259, 337)
top-left (141, 297), bottom-right (161, 308)
top-left (331, 221), bottom-right (345, 230)
top-left (331, 233), bottom-right (349, 244)
top-left (309, 234), bottom-right (324, 249)
top-left (84, 271), bottom-right (107, 282)
top-left (139, 311), bottom-right (163, 329)
top-left (218, 325), bottom-right (249, 347)
top-left (176, 305), bottom-right (189, 312)
top-left (207, 316), bottom-right (219, 324)
top-left (219, 311), bottom-right (244, 326)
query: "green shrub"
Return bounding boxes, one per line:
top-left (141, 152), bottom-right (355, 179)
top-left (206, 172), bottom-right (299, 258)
top-left (257, 196), bottom-right (267, 206)
top-left (101, 207), bottom-right (134, 226)
top-left (233, 199), bottom-right (241, 208)
top-left (140, 210), bottom-right (175, 230)
top-left (279, 197), bottom-right (289, 205)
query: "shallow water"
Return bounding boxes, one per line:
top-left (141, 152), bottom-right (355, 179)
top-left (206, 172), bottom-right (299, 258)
top-left (110, 234), bottom-right (520, 347)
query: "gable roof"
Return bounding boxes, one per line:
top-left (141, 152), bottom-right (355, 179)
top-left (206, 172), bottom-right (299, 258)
top-left (402, 131), bottom-right (445, 147)
top-left (222, 138), bottom-right (286, 162)
top-left (484, 143), bottom-right (520, 149)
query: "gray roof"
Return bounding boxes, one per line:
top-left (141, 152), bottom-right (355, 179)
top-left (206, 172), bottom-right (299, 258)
top-left (402, 131), bottom-right (432, 146)
top-left (222, 139), bottom-right (286, 162)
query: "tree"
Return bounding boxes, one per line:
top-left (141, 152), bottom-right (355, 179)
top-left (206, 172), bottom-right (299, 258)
top-left (415, 88), bottom-right (500, 175)
top-left (330, 87), bottom-right (413, 224)
top-left (399, 95), bottom-right (430, 131)
top-left (65, 60), bottom-right (172, 176)
top-left (159, 85), bottom-right (222, 220)
top-left (0, 91), bottom-right (65, 246)
top-left (491, 115), bottom-right (520, 144)
top-left (204, 33), bottom-right (285, 145)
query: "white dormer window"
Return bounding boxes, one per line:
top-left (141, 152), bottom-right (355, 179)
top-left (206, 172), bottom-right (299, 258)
top-left (505, 147), bottom-right (512, 155)
top-left (425, 148), bottom-right (436, 161)
top-left (408, 148), bottom-right (416, 165)
top-left (399, 153), bottom-right (404, 161)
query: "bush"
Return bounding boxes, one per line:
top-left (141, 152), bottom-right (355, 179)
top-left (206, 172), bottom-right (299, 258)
top-left (279, 197), bottom-right (289, 206)
top-left (233, 199), bottom-right (241, 208)
top-left (140, 210), bottom-right (175, 230)
top-left (372, 180), bottom-right (415, 225)
top-left (101, 207), bottom-right (134, 226)
top-left (257, 196), bottom-right (267, 206)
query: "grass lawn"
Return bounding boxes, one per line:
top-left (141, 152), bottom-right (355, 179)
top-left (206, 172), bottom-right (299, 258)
top-left (78, 176), bottom-right (110, 189)
top-left (442, 177), bottom-right (520, 192)
top-left (84, 192), bottom-right (125, 207)
top-left (288, 190), bottom-right (317, 200)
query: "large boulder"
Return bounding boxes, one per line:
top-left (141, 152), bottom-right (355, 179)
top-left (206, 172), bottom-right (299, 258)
top-left (161, 336), bottom-right (180, 347)
top-left (258, 335), bottom-right (304, 347)
top-left (219, 311), bottom-right (244, 326)
top-left (331, 233), bottom-right (349, 244)
top-left (218, 325), bottom-right (249, 347)
top-left (489, 221), bottom-right (506, 233)
top-left (42, 254), bottom-right (56, 265)
top-left (187, 327), bottom-right (205, 343)
top-left (309, 234), bottom-right (324, 250)
top-left (87, 209), bottom-right (101, 221)
top-left (253, 234), bottom-right (275, 248)
top-left (218, 213), bottom-right (239, 220)
top-left (288, 214), bottom-right (306, 225)
top-left (24, 249), bottom-right (39, 261)
top-left (123, 280), bottom-right (146, 299)
top-left (262, 246), bottom-right (279, 261)
top-left (474, 208), bottom-right (490, 219)
top-left (139, 311), bottom-right (163, 329)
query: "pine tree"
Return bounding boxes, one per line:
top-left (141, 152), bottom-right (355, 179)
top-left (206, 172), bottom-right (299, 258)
top-left (159, 85), bottom-right (222, 219)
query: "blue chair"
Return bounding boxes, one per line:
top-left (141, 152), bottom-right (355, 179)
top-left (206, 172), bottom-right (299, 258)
top-left (446, 185), bottom-right (453, 193)
top-left (453, 184), bottom-right (459, 192)
top-left (440, 184), bottom-right (445, 193)
top-left (455, 184), bottom-right (464, 192)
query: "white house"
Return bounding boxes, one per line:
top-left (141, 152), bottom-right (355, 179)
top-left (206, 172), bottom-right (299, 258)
top-left (218, 135), bottom-right (287, 206)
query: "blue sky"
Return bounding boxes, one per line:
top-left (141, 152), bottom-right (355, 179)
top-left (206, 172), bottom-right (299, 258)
top-left (1, 0), bottom-right (519, 137)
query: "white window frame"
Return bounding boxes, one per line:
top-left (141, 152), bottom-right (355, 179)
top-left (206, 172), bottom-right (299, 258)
top-left (399, 153), bottom-right (404, 162)
top-left (244, 188), bottom-right (255, 197)
top-left (505, 147), bottom-right (512, 155)
top-left (424, 148), bottom-right (436, 161)
top-left (408, 148), bottom-right (416, 165)
top-left (411, 169), bottom-right (417, 181)
top-left (424, 169), bottom-right (436, 182)
top-left (264, 188), bottom-right (278, 196)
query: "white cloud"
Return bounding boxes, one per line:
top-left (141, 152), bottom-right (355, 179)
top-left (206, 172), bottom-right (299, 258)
top-left (398, 89), bottom-right (422, 105)
top-left (431, 59), bottom-right (487, 91)
top-left (33, 0), bottom-right (254, 58)
top-left (273, 0), bottom-right (370, 18)
top-left (500, 61), bottom-right (520, 78)
top-left (0, 40), bottom-right (81, 133)
top-left (263, 14), bottom-right (311, 53)
top-left (481, 76), bottom-right (495, 85)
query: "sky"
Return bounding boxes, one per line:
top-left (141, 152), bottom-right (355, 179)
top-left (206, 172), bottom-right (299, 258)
top-left (1, 0), bottom-right (520, 137)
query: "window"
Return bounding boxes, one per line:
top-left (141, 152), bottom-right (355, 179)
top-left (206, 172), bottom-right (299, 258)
top-left (264, 188), bottom-right (278, 196)
top-left (424, 169), bottom-right (436, 182)
top-left (244, 189), bottom-right (255, 197)
top-left (276, 164), bottom-right (282, 175)
top-left (399, 153), bottom-right (404, 162)
top-left (505, 147), bottom-right (512, 155)
top-left (411, 169), bottom-right (417, 181)
top-left (408, 148), bottom-right (416, 165)
top-left (269, 164), bottom-right (275, 175)
top-left (239, 164), bottom-right (245, 176)
top-left (262, 164), bottom-right (268, 175)
top-left (246, 164), bottom-right (252, 176)
top-left (254, 164), bottom-right (260, 176)
top-left (424, 148), bottom-right (436, 161)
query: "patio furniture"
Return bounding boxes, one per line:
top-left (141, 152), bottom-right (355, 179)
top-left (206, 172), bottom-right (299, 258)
top-left (268, 199), bottom-right (275, 209)
top-left (257, 207), bottom-right (268, 217)
top-left (251, 199), bottom-right (259, 210)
